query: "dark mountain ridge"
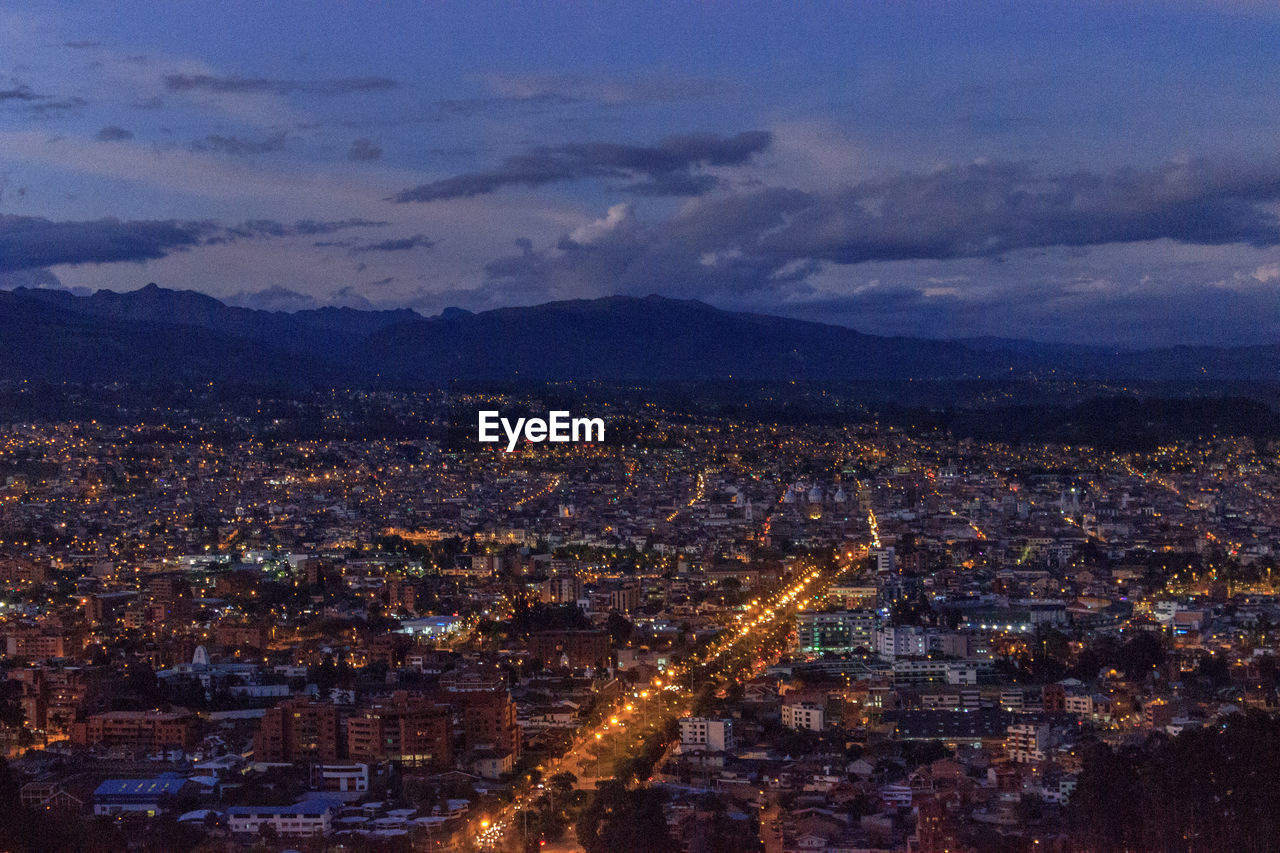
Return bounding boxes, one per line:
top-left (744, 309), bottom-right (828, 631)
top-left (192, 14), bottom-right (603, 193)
top-left (1, 285), bottom-right (1278, 386)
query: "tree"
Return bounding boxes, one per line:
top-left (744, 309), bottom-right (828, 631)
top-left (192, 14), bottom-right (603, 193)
top-left (1115, 630), bottom-right (1165, 679)
top-left (549, 772), bottom-right (577, 797)
top-left (576, 781), bottom-right (679, 853)
top-left (0, 757), bottom-right (122, 851)
top-left (0, 699), bottom-right (25, 729)
top-left (1068, 741), bottom-right (1144, 852)
top-left (258, 821), bottom-right (279, 846)
top-left (1068, 711), bottom-right (1280, 853)
top-left (606, 611), bottom-right (633, 645)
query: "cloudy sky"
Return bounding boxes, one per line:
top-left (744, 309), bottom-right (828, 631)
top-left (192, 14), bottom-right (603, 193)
top-left (5, 1), bottom-right (1280, 346)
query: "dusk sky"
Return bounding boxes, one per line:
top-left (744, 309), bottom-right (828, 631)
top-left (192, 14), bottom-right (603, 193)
top-left (5, 1), bottom-right (1280, 346)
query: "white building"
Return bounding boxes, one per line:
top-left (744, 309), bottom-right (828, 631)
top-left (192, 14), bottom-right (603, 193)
top-left (920, 688), bottom-right (981, 711)
top-left (1152, 600), bottom-right (1180, 623)
top-left (872, 547), bottom-right (896, 574)
top-left (891, 659), bottom-right (978, 686)
top-left (1063, 694), bottom-right (1094, 717)
top-left (1000, 688), bottom-right (1037, 712)
top-left (396, 615), bottom-right (465, 639)
top-left (879, 783), bottom-right (913, 807)
top-left (227, 800), bottom-right (334, 837)
top-left (781, 702), bottom-right (825, 731)
top-left (1005, 723), bottom-right (1052, 763)
top-left (875, 625), bottom-right (932, 659)
top-left (679, 717), bottom-right (734, 752)
top-left (309, 764), bottom-right (368, 799)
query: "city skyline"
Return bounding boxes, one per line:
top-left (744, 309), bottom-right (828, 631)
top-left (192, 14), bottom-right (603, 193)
top-left (4, 2), bottom-right (1280, 346)
top-left (4, 8), bottom-right (1280, 849)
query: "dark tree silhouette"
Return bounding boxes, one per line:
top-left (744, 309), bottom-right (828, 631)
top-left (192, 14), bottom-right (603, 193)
top-left (576, 781), bottom-right (679, 853)
top-left (1069, 711), bottom-right (1280, 852)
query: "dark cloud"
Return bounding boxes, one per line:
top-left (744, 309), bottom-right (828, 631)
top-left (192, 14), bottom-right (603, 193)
top-left (0, 215), bottom-right (213, 272)
top-left (25, 96), bottom-right (89, 116)
top-left (0, 84), bottom-right (88, 115)
top-left (192, 132), bottom-right (288, 156)
top-left (350, 234), bottom-right (434, 253)
top-left (164, 73), bottom-right (397, 96)
top-left (393, 130), bottom-right (773, 202)
top-left (348, 138), bottom-right (382, 161)
top-left (216, 218), bottom-right (388, 242)
top-left (0, 215), bottom-right (394, 274)
top-left (95, 125), bottom-right (134, 142)
top-left (219, 220), bottom-right (290, 240)
top-left (754, 159), bottom-right (1280, 265)
top-left (478, 156), bottom-right (1280, 311)
top-left (0, 86), bottom-right (41, 102)
top-left (0, 86), bottom-right (88, 116)
top-left (291, 218), bottom-right (388, 235)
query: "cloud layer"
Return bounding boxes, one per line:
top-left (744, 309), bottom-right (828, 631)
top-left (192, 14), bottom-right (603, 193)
top-left (10, 2), bottom-right (1280, 347)
top-left (164, 74), bottom-right (398, 96)
top-left (479, 157), bottom-right (1280, 308)
top-left (393, 131), bottom-right (773, 201)
top-left (0, 215), bottom-right (212, 272)
top-left (0, 217), bottom-right (388, 273)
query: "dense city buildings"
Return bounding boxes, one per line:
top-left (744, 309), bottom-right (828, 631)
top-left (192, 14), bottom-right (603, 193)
top-left (8, 0), bottom-right (1280, 850)
top-left (0, 386), bottom-right (1279, 852)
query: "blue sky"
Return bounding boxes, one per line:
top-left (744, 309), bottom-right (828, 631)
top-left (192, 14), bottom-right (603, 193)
top-left (4, 1), bottom-right (1280, 346)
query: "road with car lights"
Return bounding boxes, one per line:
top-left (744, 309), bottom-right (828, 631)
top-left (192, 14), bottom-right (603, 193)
top-left (471, 556), bottom-right (844, 851)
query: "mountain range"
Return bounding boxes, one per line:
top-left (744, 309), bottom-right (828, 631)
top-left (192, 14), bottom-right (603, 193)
top-left (1, 284), bottom-right (1279, 386)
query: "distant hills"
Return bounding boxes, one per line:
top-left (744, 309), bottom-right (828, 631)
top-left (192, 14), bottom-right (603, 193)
top-left (1, 284), bottom-right (1279, 386)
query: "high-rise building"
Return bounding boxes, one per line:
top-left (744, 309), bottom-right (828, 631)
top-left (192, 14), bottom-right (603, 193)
top-left (346, 692), bottom-right (452, 767)
top-left (458, 691), bottom-right (521, 758)
top-left (1005, 723), bottom-right (1052, 763)
top-left (146, 574), bottom-right (193, 622)
top-left (678, 717), bottom-right (734, 752)
top-left (541, 574), bottom-right (583, 604)
top-left (796, 610), bottom-right (876, 653)
top-left (875, 625), bottom-right (933, 659)
top-left (253, 698), bottom-right (343, 763)
top-left (386, 576), bottom-right (418, 613)
top-left (781, 702), bottom-right (825, 731)
top-left (607, 584), bottom-right (641, 613)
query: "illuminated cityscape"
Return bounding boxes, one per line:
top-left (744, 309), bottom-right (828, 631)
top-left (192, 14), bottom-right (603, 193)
top-left (0, 387), bottom-right (1275, 850)
top-left (6, 2), bottom-right (1280, 851)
